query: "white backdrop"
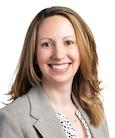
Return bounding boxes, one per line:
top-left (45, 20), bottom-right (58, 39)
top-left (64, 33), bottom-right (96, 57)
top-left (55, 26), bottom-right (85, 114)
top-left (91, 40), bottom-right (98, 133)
top-left (0, 0), bottom-right (114, 137)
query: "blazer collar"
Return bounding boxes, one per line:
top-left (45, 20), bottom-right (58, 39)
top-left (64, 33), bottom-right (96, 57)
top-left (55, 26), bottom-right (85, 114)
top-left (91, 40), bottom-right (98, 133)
top-left (72, 93), bottom-right (107, 138)
top-left (27, 84), bottom-right (105, 138)
top-left (71, 93), bottom-right (94, 137)
top-left (27, 84), bottom-right (67, 138)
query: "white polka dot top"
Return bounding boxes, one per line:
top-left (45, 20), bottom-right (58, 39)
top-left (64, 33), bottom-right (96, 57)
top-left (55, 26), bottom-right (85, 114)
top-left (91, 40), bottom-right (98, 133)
top-left (56, 109), bottom-right (92, 138)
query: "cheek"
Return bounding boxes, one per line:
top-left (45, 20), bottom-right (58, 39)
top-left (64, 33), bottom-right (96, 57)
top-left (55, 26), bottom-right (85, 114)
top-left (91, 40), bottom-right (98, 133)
top-left (36, 49), bottom-right (45, 66)
top-left (70, 47), bottom-right (80, 62)
top-left (36, 48), bottom-right (50, 67)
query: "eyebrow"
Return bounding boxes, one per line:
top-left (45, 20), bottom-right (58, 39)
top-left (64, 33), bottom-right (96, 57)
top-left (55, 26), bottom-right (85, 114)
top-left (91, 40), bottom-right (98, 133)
top-left (39, 36), bottom-right (75, 41)
top-left (63, 36), bottom-right (75, 39)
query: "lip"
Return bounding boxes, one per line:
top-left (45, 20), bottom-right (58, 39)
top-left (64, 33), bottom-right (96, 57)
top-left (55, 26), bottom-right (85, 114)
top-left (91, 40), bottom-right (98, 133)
top-left (48, 63), bottom-right (71, 73)
top-left (49, 62), bottom-right (71, 65)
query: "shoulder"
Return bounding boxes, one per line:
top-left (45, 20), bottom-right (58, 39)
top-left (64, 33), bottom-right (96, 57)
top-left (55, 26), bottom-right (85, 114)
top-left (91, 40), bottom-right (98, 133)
top-left (0, 92), bottom-right (30, 124)
top-left (0, 93), bottom-right (30, 138)
top-left (0, 85), bottom-right (43, 118)
top-left (90, 115), bottom-right (110, 138)
top-left (101, 117), bottom-right (110, 137)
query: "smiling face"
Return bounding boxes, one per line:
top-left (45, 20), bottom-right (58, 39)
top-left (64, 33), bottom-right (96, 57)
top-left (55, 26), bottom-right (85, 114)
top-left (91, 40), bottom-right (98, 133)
top-left (36, 15), bottom-right (80, 86)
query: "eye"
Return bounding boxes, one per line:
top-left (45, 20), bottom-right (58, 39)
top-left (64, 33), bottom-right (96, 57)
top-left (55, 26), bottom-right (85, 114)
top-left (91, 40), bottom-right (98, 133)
top-left (65, 40), bottom-right (74, 46)
top-left (41, 42), bottom-right (54, 48)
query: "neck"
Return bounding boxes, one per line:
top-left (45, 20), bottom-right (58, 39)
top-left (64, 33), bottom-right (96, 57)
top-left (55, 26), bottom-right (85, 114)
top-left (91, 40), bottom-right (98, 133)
top-left (41, 80), bottom-right (73, 112)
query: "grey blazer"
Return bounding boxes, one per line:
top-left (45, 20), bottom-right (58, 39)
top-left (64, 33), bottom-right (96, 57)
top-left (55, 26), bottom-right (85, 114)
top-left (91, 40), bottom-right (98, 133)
top-left (0, 84), bottom-right (109, 138)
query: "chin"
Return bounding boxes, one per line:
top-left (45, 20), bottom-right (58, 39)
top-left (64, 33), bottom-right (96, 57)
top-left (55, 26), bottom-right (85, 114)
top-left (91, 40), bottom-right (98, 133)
top-left (48, 75), bottom-right (73, 84)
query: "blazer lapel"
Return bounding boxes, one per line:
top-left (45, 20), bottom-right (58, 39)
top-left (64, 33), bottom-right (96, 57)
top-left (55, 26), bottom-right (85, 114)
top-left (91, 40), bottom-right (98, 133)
top-left (27, 85), bottom-right (67, 138)
top-left (72, 93), bottom-right (107, 138)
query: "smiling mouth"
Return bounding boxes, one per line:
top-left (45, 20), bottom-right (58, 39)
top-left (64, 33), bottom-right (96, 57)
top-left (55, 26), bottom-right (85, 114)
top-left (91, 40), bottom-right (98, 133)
top-left (48, 63), bottom-right (71, 72)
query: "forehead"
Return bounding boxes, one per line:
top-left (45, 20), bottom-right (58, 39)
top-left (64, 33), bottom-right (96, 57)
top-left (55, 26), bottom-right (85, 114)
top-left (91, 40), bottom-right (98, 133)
top-left (37, 15), bottom-right (76, 39)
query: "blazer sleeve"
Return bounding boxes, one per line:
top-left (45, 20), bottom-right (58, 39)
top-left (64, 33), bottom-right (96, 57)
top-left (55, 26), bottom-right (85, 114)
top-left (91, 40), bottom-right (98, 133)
top-left (0, 110), bottom-right (24, 138)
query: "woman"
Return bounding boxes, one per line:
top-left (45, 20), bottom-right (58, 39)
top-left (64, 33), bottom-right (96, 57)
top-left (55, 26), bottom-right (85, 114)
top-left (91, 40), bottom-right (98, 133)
top-left (0, 6), bottom-right (109, 138)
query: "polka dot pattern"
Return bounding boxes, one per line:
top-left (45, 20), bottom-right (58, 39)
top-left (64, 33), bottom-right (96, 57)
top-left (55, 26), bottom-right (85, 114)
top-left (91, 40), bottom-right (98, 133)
top-left (56, 109), bottom-right (92, 138)
top-left (56, 112), bottom-right (78, 138)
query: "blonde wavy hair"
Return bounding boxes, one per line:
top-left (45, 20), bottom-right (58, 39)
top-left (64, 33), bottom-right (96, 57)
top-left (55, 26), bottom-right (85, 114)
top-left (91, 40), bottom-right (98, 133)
top-left (9, 6), bottom-right (104, 127)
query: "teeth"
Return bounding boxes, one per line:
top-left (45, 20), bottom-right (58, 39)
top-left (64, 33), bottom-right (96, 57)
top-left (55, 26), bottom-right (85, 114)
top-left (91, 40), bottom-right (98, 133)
top-left (50, 64), bottom-right (69, 70)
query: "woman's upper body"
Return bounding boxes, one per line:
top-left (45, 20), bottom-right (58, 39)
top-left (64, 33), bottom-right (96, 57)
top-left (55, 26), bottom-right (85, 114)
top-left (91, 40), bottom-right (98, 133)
top-left (0, 6), bottom-right (109, 138)
top-left (0, 84), bottom-right (109, 138)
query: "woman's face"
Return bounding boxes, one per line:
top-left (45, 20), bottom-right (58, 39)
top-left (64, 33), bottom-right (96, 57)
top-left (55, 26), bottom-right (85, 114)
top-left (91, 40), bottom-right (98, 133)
top-left (36, 15), bottom-right (80, 85)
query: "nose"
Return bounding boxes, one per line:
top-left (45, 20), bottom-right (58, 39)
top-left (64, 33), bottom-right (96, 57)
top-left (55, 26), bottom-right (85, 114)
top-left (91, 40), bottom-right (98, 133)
top-left (52, 44), bottom-right (66, 60)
